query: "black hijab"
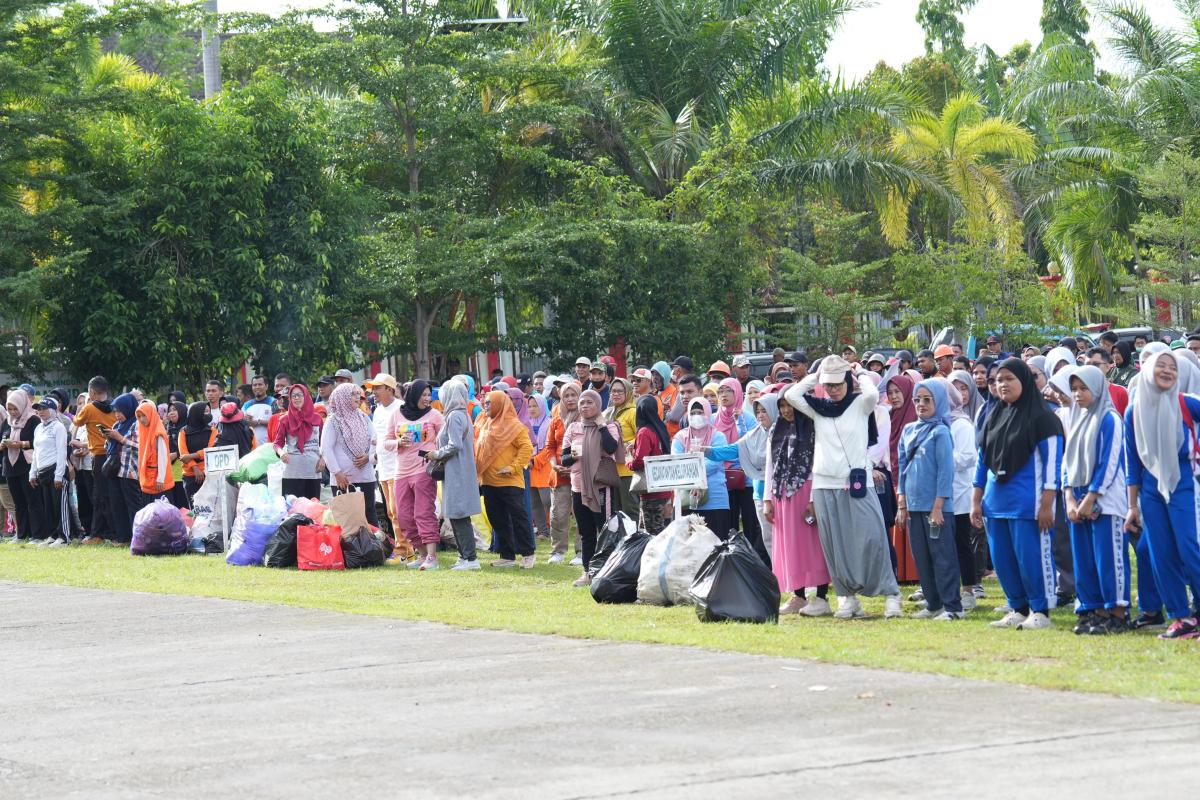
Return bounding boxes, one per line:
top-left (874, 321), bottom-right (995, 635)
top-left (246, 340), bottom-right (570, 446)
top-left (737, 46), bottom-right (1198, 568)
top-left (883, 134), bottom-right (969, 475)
top-left (166, 401), bottom-right (188, 455)
top-left (216, 419), bottom-right (255, 457)
top-left (183, 402), bottom-right (212, 454)
top-left (803, 370), bottom-right (877, 443)
top-left (979, 357), bottom-right (1063, 483)
top-left (769, 406), bottom-right (815, 499)
top-left (401, 380), bottom-right (431, 421)
top-left (1113, 340), bottom-right (1133, 369)
top-left (635, 395), bottom-right (669, 453)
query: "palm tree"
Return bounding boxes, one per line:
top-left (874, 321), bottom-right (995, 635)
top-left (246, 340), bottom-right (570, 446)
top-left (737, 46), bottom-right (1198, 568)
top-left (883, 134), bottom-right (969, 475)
top-left (883, 91), bottom-right (1035, 248)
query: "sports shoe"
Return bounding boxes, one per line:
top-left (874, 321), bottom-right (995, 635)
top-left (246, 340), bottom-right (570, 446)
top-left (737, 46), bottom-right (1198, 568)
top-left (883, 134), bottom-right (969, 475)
top-left (933, 610), bottom-right (964, 621)
top-left (1100, 614), bottom-right (1130, 634)
top-left (779, 596), bottom-right (807, 615)
top-left (407, 557), bottom-right (425, 569)
top-left (972, 584), bottom-right (986, 599)
top-left (834, 595), bottom-right (865, 619)
top-left (519, 555), bottom-right (536, 569)
top-left (996, 603), bottom-right (1013, 615)
top-left (799, 597), bottom-right (831, 616)
top-left (547, 553), bottom-right (564, 564)
top-left (450, 559), bottom-right (481, 571)
top-left (572, 573), bottom-right (591, 587)
top-left (419, 556), bottom-right (438, 571)
top-left (1131, 611), bottom-right (1166, 629)
top-left (1017, 611), bottom-right (1052, 630)
top-left (1074, 612), bottom-right (1099, 635)
top-left (47, 539), bottom-right (68, 548)
top-left (569, 556), bottom-right (583, 566)
top-left (491, 558), bottom-right (517, 568)
top-left (884, 594), bottom-right (904, 618)
top-left (990, 610), bottom-right (1028, 628)
top-left (960, 592), bottom-right (977, 611)
top-left (1158, 617), bottom-right (1200, 640)
top-left (907, 588), bottom-right (925, 602)
top-left (912, 607), bottom-right (935, 619)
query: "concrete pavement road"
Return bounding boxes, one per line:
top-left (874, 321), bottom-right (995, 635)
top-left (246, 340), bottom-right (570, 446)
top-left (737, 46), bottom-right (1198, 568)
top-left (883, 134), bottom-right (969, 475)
top-left (2, 580), bottom-right (1198, 799)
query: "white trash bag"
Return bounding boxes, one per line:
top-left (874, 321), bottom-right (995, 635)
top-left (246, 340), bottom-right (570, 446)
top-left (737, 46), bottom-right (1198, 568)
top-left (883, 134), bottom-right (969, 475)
top-left (637, 515), bottom-right (722, 606)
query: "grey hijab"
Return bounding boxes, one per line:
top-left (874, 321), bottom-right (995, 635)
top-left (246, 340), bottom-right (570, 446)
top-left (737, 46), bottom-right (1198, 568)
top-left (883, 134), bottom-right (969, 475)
top-left (1133, 351), bottom-right (1184, 501)
top-left (736, 393), bottom-right (779, 481)
top-left (1063, 366), bottom-right (1113, 488)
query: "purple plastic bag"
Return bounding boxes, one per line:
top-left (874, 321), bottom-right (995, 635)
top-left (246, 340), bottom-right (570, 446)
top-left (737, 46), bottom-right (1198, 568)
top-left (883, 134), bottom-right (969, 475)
top-left (226, 511), bottom-right (279, 567)
top-left (131, 497), bottom-right (189, 556)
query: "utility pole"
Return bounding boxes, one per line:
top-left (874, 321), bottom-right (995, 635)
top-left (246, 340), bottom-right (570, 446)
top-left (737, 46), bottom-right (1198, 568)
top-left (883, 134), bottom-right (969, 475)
top-left (201, 0), bottom-right (221, 98)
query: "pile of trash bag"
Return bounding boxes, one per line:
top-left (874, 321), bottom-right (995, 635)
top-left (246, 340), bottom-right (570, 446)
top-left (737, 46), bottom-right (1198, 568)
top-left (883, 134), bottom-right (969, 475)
top-left (187, 475), bottom-right (238, 553)
top-left (587, 511), bottom-right (639, 576)
top-left (263, 513), bottom-right (314, 568)
top-left (636, 515), bottom-right (722, 606)
top-left (226, 484), bottom-right (291, 566)
top-left (342, 527), bottom-right (392, 569)
top-left (689, 532), bottom-right (781, 623)
top-left (590, 529), bottom-right (652, 604)
top-left (131, 498), bottom-right (189, 556)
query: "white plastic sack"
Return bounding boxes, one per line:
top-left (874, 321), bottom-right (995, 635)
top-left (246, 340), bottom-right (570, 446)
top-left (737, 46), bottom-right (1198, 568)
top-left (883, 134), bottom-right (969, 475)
top-left (637, 515), bottom-right (722, 606)
top-left (188, 475), bottom-right (238, 552)
top-left (267, 462), bottom-right (284, 498)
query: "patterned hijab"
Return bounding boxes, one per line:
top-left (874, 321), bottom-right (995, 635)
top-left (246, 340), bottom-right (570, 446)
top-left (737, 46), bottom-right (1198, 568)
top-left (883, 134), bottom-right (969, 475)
top-left (329, 383), bottom-right (371, 456)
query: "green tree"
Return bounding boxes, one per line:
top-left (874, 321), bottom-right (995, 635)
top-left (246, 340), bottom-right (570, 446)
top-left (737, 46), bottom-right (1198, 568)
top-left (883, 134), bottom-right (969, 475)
top-left (1127, 150), bottom-right (1200, 328)
top-left (1040, 0), bottom-right (1090, 50)
top-left (916, 0), bottom-right (978, 57)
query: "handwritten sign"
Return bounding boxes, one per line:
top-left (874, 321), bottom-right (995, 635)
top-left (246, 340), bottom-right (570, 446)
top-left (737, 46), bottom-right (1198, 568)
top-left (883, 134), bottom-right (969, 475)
top-left (643, 453), bottom-right (707, 493)
top-left (204, 445), bottom-right (240, 474)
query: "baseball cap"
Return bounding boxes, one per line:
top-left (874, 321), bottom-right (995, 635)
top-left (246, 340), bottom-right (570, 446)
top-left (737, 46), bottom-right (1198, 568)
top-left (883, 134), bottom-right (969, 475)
top-left (334, 368), bottom-right (354, 381)
top-left (731, 355), bottom-right (750, 368)
top-left (32, 397), bottom-right (58, 411)
top-left (671, 356), bottom-right (694, 372)
top-left (365, 373), bottom-right (397, 391)
top-left (772, 347), bottom-right (786, 358)
top-left (867, 353), bottom-right (886, 365)
top-left (841, 345), bottom-right (858, 354)
top-left (986, 335), bottom-right (1000, 344)
top-left (575, 356), bottom-right (592, 367)
top-left (631, 367), bottom-right (653, 381)
top-left (786, 351), bottom-right (808, 364)
top-left (316, 375), bottom-right (335, 386)
top-left (219, 401), bottom-right (244, 423)
top-left (933, 345), bottom-right (955, 359)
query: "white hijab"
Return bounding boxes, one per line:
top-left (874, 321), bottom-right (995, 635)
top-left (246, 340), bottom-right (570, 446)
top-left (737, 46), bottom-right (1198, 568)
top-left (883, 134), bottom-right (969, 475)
top-left (1134, 351), bottom-right (1184, 501)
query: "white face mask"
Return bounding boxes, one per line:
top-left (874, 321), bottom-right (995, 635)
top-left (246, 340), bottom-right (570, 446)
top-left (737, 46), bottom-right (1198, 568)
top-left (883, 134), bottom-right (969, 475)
top-left (689, 413), bottom-right (708, 429)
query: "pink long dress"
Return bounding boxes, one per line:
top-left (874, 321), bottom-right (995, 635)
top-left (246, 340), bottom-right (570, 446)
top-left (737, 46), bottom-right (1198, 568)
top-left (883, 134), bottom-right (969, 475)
top-left (765, 458), bottom-right (830, 593)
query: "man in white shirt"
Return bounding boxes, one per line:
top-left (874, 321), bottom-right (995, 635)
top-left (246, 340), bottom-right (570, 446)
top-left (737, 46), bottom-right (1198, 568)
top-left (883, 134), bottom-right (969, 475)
top-left (365, 373), bottom-right (411, 560)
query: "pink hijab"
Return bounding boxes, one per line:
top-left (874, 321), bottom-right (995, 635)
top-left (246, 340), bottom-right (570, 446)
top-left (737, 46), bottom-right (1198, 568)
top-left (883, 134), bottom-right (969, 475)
top-left (713, 377), bottom-right (744, 443)
top-left (675, 398), bottom-right (715, 449)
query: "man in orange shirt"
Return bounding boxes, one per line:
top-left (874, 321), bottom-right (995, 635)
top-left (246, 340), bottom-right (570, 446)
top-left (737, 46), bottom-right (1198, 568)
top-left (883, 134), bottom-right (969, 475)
top-left (70, 376), bottom-right (117, 544)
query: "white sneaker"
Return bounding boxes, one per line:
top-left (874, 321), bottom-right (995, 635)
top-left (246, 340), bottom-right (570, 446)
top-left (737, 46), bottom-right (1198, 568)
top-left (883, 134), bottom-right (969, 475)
top-left (884, 594), bottom-right (904, 618)
top-left (1016, 611), bottom-right (1052, 630)
top-left (450, 559), bottom-right (481, 571)
top-left (834, 595), bottom-right (865, 619)
top-left (547, 553), bottom-right (564, 564)
top-left (933, 610), bottom-right (964, 621)
top-left (780, 596), bottom-right (807, 615)
top-left (407, 557), bottom-right (425, 569)
top-left (491, 558), bottom-right (517, 568)
top-left (569, 555), bottom-right (583, 566)
top-left (519, 555), bottom-right (536, 569)
top-left (990, 610), bottom-right (1028, 628)
top-left (960, 592), bottom-right (978, 611)
top-left (48, 539), bottom-right (68, 548)
top-left (972, 584), bottom-right (986, 599)
top-left (912, 607), bottom-right (934, 619)
top-left (799, 596), bottom-right (831, 617)
top-left (419, 555), bottom-right (438, 571)
top-left (907, 588), bottom-right (924, 602)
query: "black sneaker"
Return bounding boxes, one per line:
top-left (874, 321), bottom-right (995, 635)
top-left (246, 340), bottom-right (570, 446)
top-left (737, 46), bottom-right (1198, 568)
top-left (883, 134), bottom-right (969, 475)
top-left (1131, 611), bottom-right (1166, 630)
top-left (1073, 612), bottom-right (1098, 635)
top-left (1158, 617), bottom-right (1200, 640)
top-left (1056, 591), bottom-right (1075, 608)
top-left (1102, 615), bottom-right (1131, 634)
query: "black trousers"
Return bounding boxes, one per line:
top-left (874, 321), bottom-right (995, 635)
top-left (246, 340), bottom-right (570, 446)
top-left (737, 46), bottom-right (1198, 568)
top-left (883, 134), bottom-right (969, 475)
top-left (74, 468), bottom-right (93, 536)
top-left (572, 489), bottom-right (609, 571)
top-left (8, 472), bottom-right (37, 540)
top-left (728, 485), bottom-right (769, 566)
top-left (90, 455), bottom-right (116, 539)
top-left (110, 478), bottom-right (146, 543)
top-left (282, 478), bottom-right (322, 501)
top-left (35, 467), bottom-right (64, 541)
top-left (482, 484), bottom-right (534, 559)
top-left (954, 512), bottom-right (978, 587)
top-left (331, 482), bottom-right (380, 528)
top-left (698, 508), bottom-right (731, 538)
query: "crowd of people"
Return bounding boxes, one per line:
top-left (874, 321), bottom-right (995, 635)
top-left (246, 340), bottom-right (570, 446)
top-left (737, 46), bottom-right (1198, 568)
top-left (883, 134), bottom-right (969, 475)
top-left (4, 329), bottom-right (1200, 639)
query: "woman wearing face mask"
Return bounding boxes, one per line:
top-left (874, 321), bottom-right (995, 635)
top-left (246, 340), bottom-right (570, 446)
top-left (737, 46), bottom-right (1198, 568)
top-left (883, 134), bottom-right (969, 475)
top-left (713, 377), bottom-right (767, 563)
top-left (970, 359), bottom-right (1064, 631)
top-left (1062, 365), bottom-right (1130, 635)
top-left (786, 356), bottom-right (903, 620)
top-left (274, 384), bottom-right (324, 500)
top-left (760, 392), bottom-right (831, 616)
top-left (672, 398), bottom-right (731, 535)
top-left (896, 380), bottom-right (962, 620)
top-left (1125, 351), bottom-right (1200, 639)
top-left (604, 377), bottom-right (639, 518)
top-left (177, 402), bottom-right (215, 504)
top-left (545, 381), bottom-right (581, 564)
top-left (561, 389), bottom-right (623, 585)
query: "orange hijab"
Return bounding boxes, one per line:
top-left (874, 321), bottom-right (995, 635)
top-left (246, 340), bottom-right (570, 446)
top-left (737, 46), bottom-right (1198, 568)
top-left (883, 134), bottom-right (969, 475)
top-left (136, 400), bottom-right (175, 493)
top-left (474, 390), bottom-right (527, 474)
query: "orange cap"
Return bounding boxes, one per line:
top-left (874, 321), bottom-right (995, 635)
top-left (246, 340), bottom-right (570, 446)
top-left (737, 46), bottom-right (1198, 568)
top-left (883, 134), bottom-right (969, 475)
top-left (933, 345), bottom-right (956, 359)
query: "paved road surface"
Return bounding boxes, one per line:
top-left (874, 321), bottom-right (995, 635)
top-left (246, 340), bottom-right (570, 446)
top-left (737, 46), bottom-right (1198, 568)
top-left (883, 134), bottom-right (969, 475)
top-left (2, 581), bottom-right (1198, 799)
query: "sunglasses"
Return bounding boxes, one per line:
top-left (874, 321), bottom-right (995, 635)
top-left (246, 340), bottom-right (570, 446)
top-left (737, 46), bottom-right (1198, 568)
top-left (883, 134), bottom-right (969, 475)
top-left (914, 396), bottom-right (934, 404)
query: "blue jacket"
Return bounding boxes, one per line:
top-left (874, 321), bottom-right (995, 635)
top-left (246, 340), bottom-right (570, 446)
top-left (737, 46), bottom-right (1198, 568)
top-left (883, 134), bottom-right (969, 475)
top-left (1125, 395), bottom-right (1200, 497)
top-left (897, 422), bottom-right (955, 513)
top-left (973, 434), bottom-right (1063, 520)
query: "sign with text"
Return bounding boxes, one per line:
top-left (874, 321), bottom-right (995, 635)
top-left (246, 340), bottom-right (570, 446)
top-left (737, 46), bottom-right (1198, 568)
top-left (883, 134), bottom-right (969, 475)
top-left (643, 452), bottom-right (708, 493)
top-left (204, 445), bottom-right (240, 475)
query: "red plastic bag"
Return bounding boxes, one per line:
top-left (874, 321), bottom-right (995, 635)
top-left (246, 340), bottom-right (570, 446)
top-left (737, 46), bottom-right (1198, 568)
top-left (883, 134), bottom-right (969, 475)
top-left (297, 524), bottom-right (345, 570)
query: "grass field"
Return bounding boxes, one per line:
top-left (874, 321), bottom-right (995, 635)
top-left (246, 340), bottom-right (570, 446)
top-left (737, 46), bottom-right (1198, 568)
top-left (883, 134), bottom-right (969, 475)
top-left (3, 540), bottom-right (1199, 703)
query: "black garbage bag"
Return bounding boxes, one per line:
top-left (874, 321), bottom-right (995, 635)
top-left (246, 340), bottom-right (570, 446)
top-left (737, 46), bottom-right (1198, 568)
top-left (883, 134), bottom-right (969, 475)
top-left (342, 526), bottom-right (387, 569)
top-left (587, 511), bottom-right (638, 575)
top-left (689, 532), bottom-right (781, 623)
top-left (590, 530), bottom-right (652, 604)
top-left (263, 513), bottom-right (313, 569)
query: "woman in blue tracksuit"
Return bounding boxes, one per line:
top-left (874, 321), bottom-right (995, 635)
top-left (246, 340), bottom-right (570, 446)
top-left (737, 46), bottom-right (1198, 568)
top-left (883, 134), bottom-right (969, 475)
top-left (970, 358), bottom-right (1063, 631)
top-left (1125, 350), bottom-right (1200, 640)
top-left (896, 379), bottom-right (962, 620)
top-left (1061, 365), bottom-right (1129, 635)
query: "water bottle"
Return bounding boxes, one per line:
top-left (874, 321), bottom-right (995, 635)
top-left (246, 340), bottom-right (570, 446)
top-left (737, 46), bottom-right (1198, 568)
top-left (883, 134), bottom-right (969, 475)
top-left (930, 521), bottom-right (943, 540)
